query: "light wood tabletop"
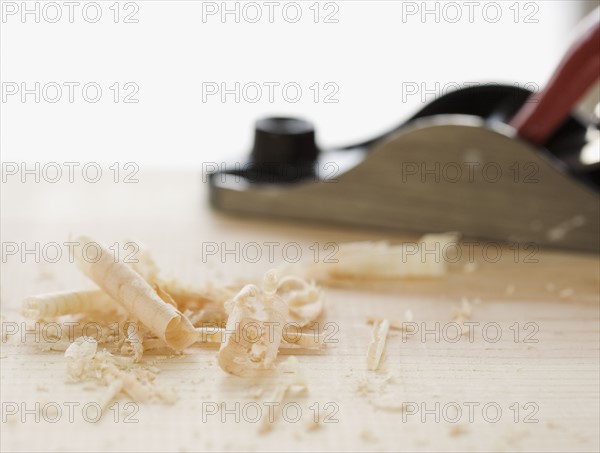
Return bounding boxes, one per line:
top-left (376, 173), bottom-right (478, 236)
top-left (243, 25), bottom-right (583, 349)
top-left (1, 169), bottom-right (598, 452)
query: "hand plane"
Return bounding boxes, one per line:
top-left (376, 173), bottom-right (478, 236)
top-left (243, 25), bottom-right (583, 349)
top-left (209, 9), bottom-right (600, 253)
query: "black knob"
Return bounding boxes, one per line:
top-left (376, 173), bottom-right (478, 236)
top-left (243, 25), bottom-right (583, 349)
top-left (251, 117), bottom-right (319, 167)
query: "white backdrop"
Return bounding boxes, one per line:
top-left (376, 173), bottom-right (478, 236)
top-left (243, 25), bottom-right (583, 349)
top-left (0, 0), bottom-right (595, 167)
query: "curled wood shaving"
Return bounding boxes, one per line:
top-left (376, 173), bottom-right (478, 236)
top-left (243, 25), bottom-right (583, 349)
top-left (73, 236), bottom-right (197, 351)
top-left (153, 284), bottom-right (178, 308)
top-left (218, 270), bottom-right (289, 377)
top-left (366, 319), bottom-right (389, 371)
top-left (128, 240), bottom-right (161, 282)
top-left (21, 289), bottom-right (122, 319)
top-left (276, 275), bottom-right (323, 327)
top-left (160, 279), bottom-right (237, 316)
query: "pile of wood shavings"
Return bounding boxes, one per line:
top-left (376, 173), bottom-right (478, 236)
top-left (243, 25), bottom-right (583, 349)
top-left (21, 236), bottom-right (326, 404)
top-left (21, 233), bottom-right (457, 409)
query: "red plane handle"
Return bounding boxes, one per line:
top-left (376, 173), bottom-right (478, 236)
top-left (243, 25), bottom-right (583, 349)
top-left (509, 8), bottom-right (600, 145)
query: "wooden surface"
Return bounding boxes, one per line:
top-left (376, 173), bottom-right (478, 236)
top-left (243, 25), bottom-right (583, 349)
top-left (1, 169), bottom-right (599, 452)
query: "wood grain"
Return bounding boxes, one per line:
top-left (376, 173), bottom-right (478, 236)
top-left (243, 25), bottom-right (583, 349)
top-left (1, 169), bottom-right (598, 452)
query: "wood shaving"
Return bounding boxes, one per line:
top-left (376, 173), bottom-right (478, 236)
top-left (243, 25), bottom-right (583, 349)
top-left (218, 270), bottom-right (289, 377)
top-left (276, 275), bottom-right (323, 326)
top-left (354, 373), bottom-right (393, 395)
top-left (128, 240), bottom-right (161, 282)
top-left (453, 298), bottom-right (472, 322)
top-left (73, 236), bottom-right (197, 351)
top-left (366, 319), bottom-right (390, 371)
top-left (160, 279), bottom-right (237, 323)
top-left (282, 331), bottom-right (326, 350)
top-left (367, 309), bottom-right (413, 331)
top-left (120, 321), bottom-right (144, 363)
top-left (366, 317), bottom-right (403, 331)
top-left (258, 356), bottom-right (307, 433)
top-left (368, 396), bottom-right (406, 412)
top-left (153, 284), bottom-right (178, 308)
top-left (302, 233), bottom-right (460, 281)
top-left (546, 215), bottom-right (586, 242)
top-left (196, 327), bottom-right (325, 351)
top-left (21, 289), bottom-right (122, 319)
top-left (453, 298), bottom-right (473, 335)
top-left (65, 336), bottom-right (175, 404)
top-left (246, 386), bottom-right (264, 399)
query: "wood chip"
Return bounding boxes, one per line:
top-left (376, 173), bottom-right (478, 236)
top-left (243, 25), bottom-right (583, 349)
top-left (258, 356), bottom-right (307, 433)
top-left (366, 319), bottom-right (390, 370)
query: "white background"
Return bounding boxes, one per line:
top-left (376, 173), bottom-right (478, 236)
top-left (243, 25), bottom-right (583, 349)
top-left (1, 0), bottom-right (597, 167)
